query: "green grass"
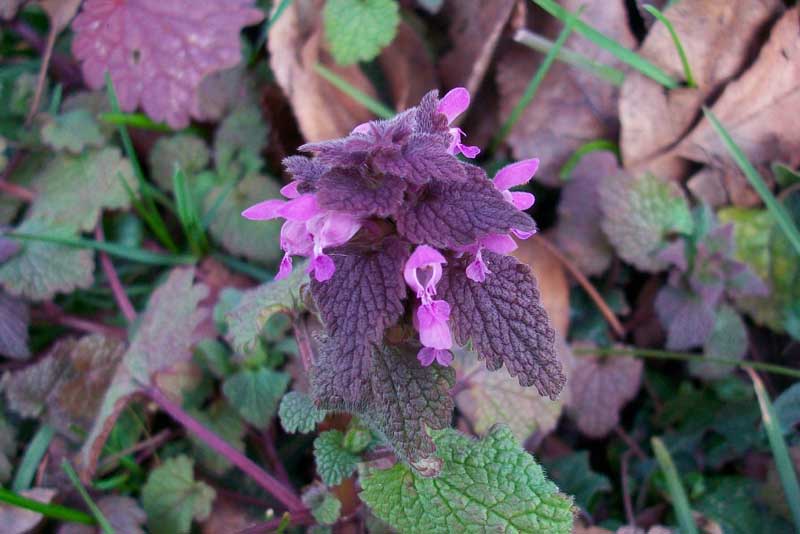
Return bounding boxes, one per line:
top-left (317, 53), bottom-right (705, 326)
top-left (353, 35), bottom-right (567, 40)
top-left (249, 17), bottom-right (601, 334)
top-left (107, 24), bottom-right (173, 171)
top-left (652, 437), bottom-right (699, 534)
top-left (559, 139), bottom-right (620, 181)
top-left (12, 424), bottom-right (54, 491)
top-left (314, 63), bottom-right (395, 119)
top-left (0, 486), bottom-right (95, 526)
top-left (62, 460), bottom-right (115, 534)
top-left (642, 4), bottom-right (696, 87)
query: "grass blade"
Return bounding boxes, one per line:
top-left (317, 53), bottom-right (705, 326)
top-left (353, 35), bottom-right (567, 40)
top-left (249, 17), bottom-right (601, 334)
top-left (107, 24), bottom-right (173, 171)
top-left (642, 4), bottom-right (695, 87)
top-left (491, 6), bottom-right (583, 152)
top-left (746, 369), bottom-right (800, 531)
top-left (530, 0), bottom-right (679, 89)
top-left (9, 231), bottom-right (195, 266)
top-left (703, 107), bottom-right (800, 256)
top-left (0, 486), bottom-right (95, 526)
top-left (62, 460), bottom-right (115, 534)
top-left (250, 0), bottom-right (294, 64)
top-left (172, 166), bottom-right (209, 256)
top-left (651, 437), bottom-right (699, 534)
top-left (559, 139), bottom-right (620, 180)
top-left (99, 111), bottom-right (172, 132)
top-left (12, 424), bottom-right (54, 491)
top-left (514, 29), bottom-right (625, 86)
top-left (314, 64), bottom-right (395, 119)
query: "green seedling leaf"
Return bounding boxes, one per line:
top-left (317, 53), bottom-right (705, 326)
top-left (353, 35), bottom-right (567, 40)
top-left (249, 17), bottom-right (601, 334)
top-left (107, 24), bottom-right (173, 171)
top-left (213, 104), bottom-right (268, 179)
top-left (361, 426), bottom-right (574, 534)
top-left (223, 367), bottom-right (290, 429)
top-left (278, 391), bottom-right (327, 434)
top-left (314, 430), bottom-right (360, 487)
top-left (148, 133), bottom-right (210, 192)
top-left (40, 109), bottom-right (105, 153)
top-left (323, 0), bottom-right (399, 66)
top-left (302, 485), bottom-right (342, 526)
top-left (690, 305), bottom-right (748, 380)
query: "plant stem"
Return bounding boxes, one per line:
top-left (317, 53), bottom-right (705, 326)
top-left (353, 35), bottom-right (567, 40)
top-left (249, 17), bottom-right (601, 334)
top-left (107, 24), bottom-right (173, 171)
top-left (0, 180), bottom-right (36, 202)
top-left (62, 460), bottom-right (115, 534)
top-left (96, 226), bottom-right (137, 323)
top-left (144, 386), bottom-right (306, 513)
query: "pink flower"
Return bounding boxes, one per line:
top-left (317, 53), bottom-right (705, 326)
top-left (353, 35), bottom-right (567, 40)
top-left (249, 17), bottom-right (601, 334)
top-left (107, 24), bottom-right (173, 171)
top-left (404, 245), bottom-right (454, 366)
top-left (462, 234), bottom-right (518, 283)
top-left (242, 192), bottom-right (360, 282)
top-left (437, 88), bottom-right (480, 159)
top-left (493, 159), bottom-right (539, 239)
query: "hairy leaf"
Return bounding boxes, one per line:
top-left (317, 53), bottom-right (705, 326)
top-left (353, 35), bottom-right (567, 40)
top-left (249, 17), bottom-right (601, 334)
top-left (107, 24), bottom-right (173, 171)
top-left (567, 345), bottom-right (643, 439)
top-left (0, 219), bottom-right (94, 300)
top-left (222, 367), bottom-right (290, 429)
top-left (302, 486), bottom-right (342, 526)
top-left (40, 109), bottom-right (104, 154)
top-left (28, 148), bottom-right (137, 232)
top-left (310, 239), bottom-right (408, 404)
top-left (655, 285), bottom-right (716, 350)
top-left (141, 455), bottom-right (216, 534)
top-left (59, 496), bottom-right (146, 534)
top-left (323, 0), bottom-right (399, 65)
top-left (599, 172), bottom-right (693, 271)
top-left (0, 290), bottom-right (29, 360)
top-left (206, 174), bottom-right (283, 264)
top-left (439, 252), bottom-right (564, 399)
top-left (690, 305), bottom-right (748, 380)
top-left (543, 451), bottom-right (612, 511)
top-left (225, 265), bottom-right (308, 353)
top-left (314, 430), bottom-right (360, 486)
top-left (72, 0), bottom-right (263, 128)
top-left (397, 176), bottom-right (536, 249)
top-left (316, 167), bottom-right (406, 218)
top-left (279, 391), bottom-right (327, 434)
top-left (360, 426), bottom-right (574, 534)
top-left (149, 134), bottom-right (211, 192)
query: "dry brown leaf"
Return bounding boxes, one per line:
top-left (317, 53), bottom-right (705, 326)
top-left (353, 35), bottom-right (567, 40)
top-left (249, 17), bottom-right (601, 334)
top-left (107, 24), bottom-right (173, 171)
top-left (439, 0), bottom-right (516, 97)
top-left (378, 22), bottom-right (438, 111)
top-left (497, 0), bottom-right (634, 186)
top-left (58, 496), bottom-right (146, 534)
top-left (201, 496), bottom-right (253, 533)
top-left (676, 7), bottom-right (800, 207)
top-left (0, 487), bottom-right (57, 534)
top-left (512, 233), bottom-right (570, 334)
top-left (619, 0), bottom-right (781, 171)
top-left (567, 343), bottom-right (643, 438)
top-left (268, 0), bottom-right (377, 142)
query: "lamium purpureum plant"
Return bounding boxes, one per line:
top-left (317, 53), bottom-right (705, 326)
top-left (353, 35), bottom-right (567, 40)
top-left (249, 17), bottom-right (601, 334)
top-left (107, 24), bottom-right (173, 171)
top-left (242, 89), bottom-right (573, 532)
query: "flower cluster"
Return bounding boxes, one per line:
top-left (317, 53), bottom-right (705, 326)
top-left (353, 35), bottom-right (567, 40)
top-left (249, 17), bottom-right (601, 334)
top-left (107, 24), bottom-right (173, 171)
top-left (243, 89), bottom-right (564, 399)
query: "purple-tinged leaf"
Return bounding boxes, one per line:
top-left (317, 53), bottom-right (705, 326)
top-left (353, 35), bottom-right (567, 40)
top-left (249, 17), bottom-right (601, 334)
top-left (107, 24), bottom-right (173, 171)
top-left (438, 252), bottom-right (564, 399)
top-left (71, 0), bottom-right (264, 128)
top-left (316, 167), bottom-right (407, 218)
top-left (58, 496), bottom-right (146, 534)
top-left (310, 238), bottom-right (408, 404)
top-left (283, 156), bottom-right (328, 191)
top-left (413, 90), bottom-right (450, 137)
top-left (0, 290), bottom-right (29, 360)
top-left (396, 175), bottom-right (536, 249)
top-left (655, 285), bottom-right (716, 350)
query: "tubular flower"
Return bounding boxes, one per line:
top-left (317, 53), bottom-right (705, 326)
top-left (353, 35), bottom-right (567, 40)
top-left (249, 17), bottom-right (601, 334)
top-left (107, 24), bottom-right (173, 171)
top-left (437, 87), bottom-right (480, 158)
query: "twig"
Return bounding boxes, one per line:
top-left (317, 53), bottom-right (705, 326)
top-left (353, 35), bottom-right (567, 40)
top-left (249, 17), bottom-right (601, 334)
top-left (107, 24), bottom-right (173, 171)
top-left (26, 23), bottom-right (56, 123)
top-left (95, 226), bottom-right (137, 323)
top-left (144, 386), bottom-right (307, 514)
top-left (621, 450), bottom-right (636, 527)
top-left (532, 234), bottom-right (625, 337)
top-left (615, 426), bottom-right (647, 460)
top-left (9, 20), bottom-right (82, 87)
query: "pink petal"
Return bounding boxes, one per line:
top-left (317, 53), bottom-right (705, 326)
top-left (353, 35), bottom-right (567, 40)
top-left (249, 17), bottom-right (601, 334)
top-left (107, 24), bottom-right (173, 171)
top-left (310, 212), bottom-right (361, 250)
top-left (511, 191), bottom-right (535, 211)
top-left (417, 347), bottom-right (437, 367)
top-left (351, 122), bottom-right (371, 135)
top-left (404, 245), bottom-right (446, 294)
top-left (279, 194), bottom-right (319, 221)
top-left (512, 228), bottom-right (536, 240)
top-left (466, 257), bottom-right (490, 283)
top-left (417, 300), bottom-right (452, 350)
top-left (435, 349), bottom-right (453, 366)
top-left (274, 254), bottom-right (293, 280)
top-left (241, 199), bottom-right (285, 220)
top-left (310, 253), bottom-right (336, 282)
top-left (437, 87), bottom-right (470, 123)
top-left (280, 220), bottom-right (313, 255)
top-left (280, 181), bottom-right (300, 199)
top-left (457, 143), bottom-right (480, 159)
top-left (493, 159), bottom-right (540, 191)
top-left (481, 234), bottom-right (517, 254)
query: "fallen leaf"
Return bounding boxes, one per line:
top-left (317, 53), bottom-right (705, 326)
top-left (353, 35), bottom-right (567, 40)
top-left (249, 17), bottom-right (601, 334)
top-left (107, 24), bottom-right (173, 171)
top-left (439, 0), bottom-right (516, 97)
top-left (58, 496), bottom-right (146, 534)
top-left (619, 0), bottom-right (781, 169)
top-left (378, 22), bottom-right (438, 111)
top-left (567, 343), bottom-right (643, 438)
top-left (38, 0), bottom-right (81, 32)
top-left (512, 234), bottom-right (570, 334)
top-left (269, 0), bottom-right (378, 141)
top-left (201, 497), bottom-right (253, 534)
top-left (677, 8), bottom-right (800, 206)
top-left (496, 0), bottom-right (635, 185)
top-left (0, 289), bottom-right (29, 359)
top-left (0, 488), bottom-right (57, 534)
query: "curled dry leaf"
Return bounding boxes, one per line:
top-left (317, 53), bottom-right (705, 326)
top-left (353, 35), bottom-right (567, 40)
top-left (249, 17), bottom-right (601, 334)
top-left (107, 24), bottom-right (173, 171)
top-left (512, 233), bottom-right (570, 334)
top-left (496, 0), bottom-right (635, 185)
top-left (269, 0), bottom-right (377, 141)
top-left (619, 0), bottom-right (781, 170)
top-left (378, 22), bottom-right (438, 111)
top-left (677, 7), bottom-right (800, 207)
top-left (567, 343), bottom-right (643, 438)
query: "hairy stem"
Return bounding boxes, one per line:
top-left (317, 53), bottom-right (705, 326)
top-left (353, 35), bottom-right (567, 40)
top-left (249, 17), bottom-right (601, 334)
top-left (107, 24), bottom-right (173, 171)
top-left (144, 386), bottom-right (306, 513)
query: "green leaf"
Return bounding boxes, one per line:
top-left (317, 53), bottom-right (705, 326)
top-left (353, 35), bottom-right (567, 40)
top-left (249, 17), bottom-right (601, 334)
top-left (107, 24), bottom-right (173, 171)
top-left (278, 391), bottom-right (327, 434)
top-left (205, 174), bottom-right (283, 264)
top-left (222, 367), bottom-right (290, 429)
top-left (302, 486), bottom-right (342, 526)
top-left (40, 109), bottom-right (104, 154)
top-left (188, 400), bottom-right (246, 476)
top-left (774, 383), bottom-right (800, 436)
top-left (225, 267), bottom-right (308, 353)
top-left (27, 148), bottom-right (137, 232)
top-left (314, 430), bottom-right (360, 487)
top-left (360, 426), bottom-right (574, 534)
top-left (542, 451), bottom-right (611, 511)
top-left (141, 455), bottom-right (216, 534)
top-left (690, 305), bottom-right (747, 381)
top-left (323, 0), bottom-right (400, 66)
top-left (599, 172), bottom-right (693, 271)
top-left (213, 105), bottom-right (268, 179)
top-left (148, 134), bottom-right (211, 192)
top-left (0, 219), bottom-right (94, 300)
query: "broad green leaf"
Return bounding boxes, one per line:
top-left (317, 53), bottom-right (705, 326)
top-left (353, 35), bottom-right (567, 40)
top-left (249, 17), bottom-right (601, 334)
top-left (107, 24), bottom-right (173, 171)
top-left (690, 305), bottom-right (747, 380)
top-left (774, 383), bottom-right (800, 436)
top-left (323, 0), bottom-right (399, 66)
top-left (0, 219), bottom-right (94, 301)
top-left (543, 451), bottom-right (611, 511)
top-left (141, 455), bottom-right (216, 534)
top-left (213, 105), bottom-right (268, 178)
top-left (27, 148), bottom-right (137, 232)
top-left (314, 430), bottom-right (359, 487)
top-left (188, 400), bottom-right (245, 476)
top-left (599, 172), bottom-right (693, 271)
top-left (225, 266), bottom-right (308, 353)
top-left (40, 109), bottom-right (104, 154)
top-left (360, 426), bottom-right (574, 534)
top-left (302, 486), bottom-right (342, 526)
top-left (0, 290), bottom-right (29, 360)
top-left (222, 367), bottom-right (290, 429)
top-left (278, 391), bottom-right (326, 434)
top-left (148, 134), bottom-right (211, 192)
top-left (205, 174), bottom-right (282, 264)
